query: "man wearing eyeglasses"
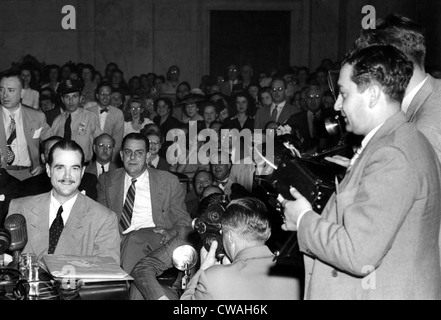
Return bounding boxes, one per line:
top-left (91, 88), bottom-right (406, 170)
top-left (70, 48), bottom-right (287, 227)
top-left (84, 82), bottom-right (124, 163)
top-left (221, 64), bottom-right (241, 97)
top-left (85, 133), bottom-right (120, 178)
top-left (97, 132), bottom-right (192, 276)
top-left (52, 79), bottom-right (102, 164)
top-left (262, 77), bottom-right (301, 129)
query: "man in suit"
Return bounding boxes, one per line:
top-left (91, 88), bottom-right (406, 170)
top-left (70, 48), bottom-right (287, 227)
top-left (84, 82), bottom-right (124, 163)
top-left (181, 197), bottom-right (301, 300)
top-left (281, 45), bottom-right (441, 299)
top-left (7, 139), bottom-right (120, 263)
top-left (51, 79), bottom-right (102, 164)
top-left (328, 14), bottom-right (441, 167)
top-left (220, 64), bottom-right (241, 97)
top-left (19, 136), bottom-right (98, 201)
top-left (286, 85), bottom-right (340, 154)
top-left (97, 132), bottom-right (192, 274)
top-left (85, 133), bottom-right (119, 178)
top-left (0, 72), bottom-right (53, 181)
top-left (254, 77), bottom-right (301, 131)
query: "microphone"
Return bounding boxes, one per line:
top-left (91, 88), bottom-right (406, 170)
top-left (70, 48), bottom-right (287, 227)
top-left (0, 228), bottom-right (11, 256)
top-left (4, 214), bottom-right (28, 269)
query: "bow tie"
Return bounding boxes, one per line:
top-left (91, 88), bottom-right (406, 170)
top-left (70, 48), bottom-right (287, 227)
top-left (100, 108), bottom-right (109, 114)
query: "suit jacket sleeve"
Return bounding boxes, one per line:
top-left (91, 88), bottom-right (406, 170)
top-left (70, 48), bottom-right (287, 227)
top-left (97, 174), bottom-right (109, 208)
top-left (297, 145), bottom-right (420, 276)
top-left (94, 208), bottom-right (121, 264)
top-left (168, 175), bottom-right (192, 233)
top-left (180, 269), bottom-right (213, 300)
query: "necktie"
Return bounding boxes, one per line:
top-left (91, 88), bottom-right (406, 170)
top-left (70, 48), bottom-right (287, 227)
top-left (120, 179), bottom-right (137, 231)
top-left (101, 165), bottom-right (106, 174)
top-left (270, 105), bottom-right (278, 122)
top-left (100, 108), bottom-right (109, 114)
top-left (6, 115), bottom-right (16, 165)
top-left (347, 147), bottom-right (363, 172)
top-left (312, 114), bottom-right (319, 138)
top-left (64, 114), bottom-right (72, 140)
top-left (48, 206), bottom-right (64, 254)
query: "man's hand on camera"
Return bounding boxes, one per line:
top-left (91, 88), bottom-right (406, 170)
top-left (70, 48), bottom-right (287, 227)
top-left (278, 187), bottom-right (313, 232)
top-left (200, 240), bottom-right (218, 271)
top-left (324, 155), bottom-right (350, 168)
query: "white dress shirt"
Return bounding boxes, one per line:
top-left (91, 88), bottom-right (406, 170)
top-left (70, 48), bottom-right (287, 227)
top-left (122, 169), bottom-right (155, 234)
top-left (49, 191), bottom-right (78, 227)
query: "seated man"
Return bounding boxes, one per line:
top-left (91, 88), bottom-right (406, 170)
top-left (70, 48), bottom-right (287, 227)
top-left (97, 133), bottom-right (192, 274)
top-left (210, 151), bottom-right (254, 199)
top-left (7, 140), bottom-right (120, 263)
top-left (180, 197), bottom-right (301, 300)
top-left (85, 133), bottom-right (120, 178)
top-left (185, 169), bottom-right (214, 219)
top-left (19, 136), bottom-right (98, 200)
top-left (130, 193), bottom-right (225, 300)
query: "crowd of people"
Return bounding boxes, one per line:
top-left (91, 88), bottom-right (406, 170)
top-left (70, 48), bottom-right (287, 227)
top-left (1, 12), bottom-right (441, 300)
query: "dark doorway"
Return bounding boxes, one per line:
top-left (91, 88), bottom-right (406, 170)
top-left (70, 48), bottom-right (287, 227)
top-left (210, 10), bottom-right (291, 80)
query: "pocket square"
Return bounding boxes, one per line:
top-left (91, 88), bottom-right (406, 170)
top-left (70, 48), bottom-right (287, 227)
top-left (32, 127), bottom-right (42, 139)
top-left (0, 194), bottom-right (4, 201)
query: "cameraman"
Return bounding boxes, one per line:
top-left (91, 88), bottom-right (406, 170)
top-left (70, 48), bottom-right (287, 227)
top-left (181, 197), bottom-right (301, 300)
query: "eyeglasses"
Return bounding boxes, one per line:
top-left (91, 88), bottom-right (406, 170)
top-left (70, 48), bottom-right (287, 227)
top-left (96, 143), bottom-right (114, 150)
top-left (308, 94), bottom-right (321, 99)
top-left (145, 102), bottom-right (154, 106)
top-left (99, 92), bottom-right (111, 96)
top-left (229, 69), bottom-right (238, 72)
top-left (271, 87), bottom-right (284, 92)
top-left (131, 107), bottom-right (142, 110)
top-left (123, 149), bottom-right (145, 158)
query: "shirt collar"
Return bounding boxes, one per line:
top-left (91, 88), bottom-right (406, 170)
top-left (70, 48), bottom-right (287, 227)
top-left (401, 75), bottom-right (428, 114)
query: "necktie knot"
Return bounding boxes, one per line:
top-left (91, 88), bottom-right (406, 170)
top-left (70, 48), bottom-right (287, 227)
top-left (100, 108), bottom-right (109, 114)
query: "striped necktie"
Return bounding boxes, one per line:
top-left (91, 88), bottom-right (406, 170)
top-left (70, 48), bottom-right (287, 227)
top-left (120, 179), bottom-right (137, 231)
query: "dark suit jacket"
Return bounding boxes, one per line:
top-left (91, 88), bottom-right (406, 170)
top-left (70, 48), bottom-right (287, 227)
top-left (85, 161), bottom-right (119, 178)
top-left (97, 167), bottom-right (191, 235)
top-left (154, 115), bottom-right (182, 159)
top-left (0, 168), bottom-right (20, 226)
top-left (8, 192), bottom-right (120, 263)
top-left (19, 172), bottom-right (98, 201)
top-left (299, 112), bottom-right (441, 299)
top-left (43, 107), bottom-right (63, 126)
top-left (254, 102), bottom-right (301, 130)
top-left (286, 108), bottom-right (340, 154)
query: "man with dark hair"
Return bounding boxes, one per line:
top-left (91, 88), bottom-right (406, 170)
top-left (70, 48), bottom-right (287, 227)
top-left (181, 197), bottom-right (301, 300)
top-left (267, 77), bottom-right (301, 127)
top-left (329, 13), bottom-right (441, 165)
top-left (19, 136), bottom-right (98, 200)
top-left (0, 72), bottom-right (53, 180)
top-left (52, 79), bottom-right (102, 164)
top-left (97, 132), bottom-right (192, 274)
top-left (7, 139), bottom-right (120, 262)
top-left (84, 82), bottom-right (124, 162)
top-left (281, 45), bottom-right (441, 299)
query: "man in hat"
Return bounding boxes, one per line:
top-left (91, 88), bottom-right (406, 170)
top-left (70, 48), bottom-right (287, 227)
top-left (51, 79), bottom-right (102, 164)
top-left (0, 71), bottom-right (53, 181)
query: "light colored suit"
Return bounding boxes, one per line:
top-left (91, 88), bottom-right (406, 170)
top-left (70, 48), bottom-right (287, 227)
top-left (181, 245), bottom-right (301, 300)
top-left (51, 108), bottom-right (102, 162)
top-left (0, 105), bottom-right (52, 170)
top-left (97, 167), bottom-right (192, 234)
top-left (406, 75), bottom-right (441, 164)
top-left (7, 192), bottom-right (120, 264)
top-left (298, 112), bottom-right (441, 300)
top-left (84, 103), bottom-right (124, 161)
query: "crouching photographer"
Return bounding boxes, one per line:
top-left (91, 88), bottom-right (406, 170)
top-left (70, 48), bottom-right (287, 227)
top-left (181, 197), bottom-right (301, 300)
